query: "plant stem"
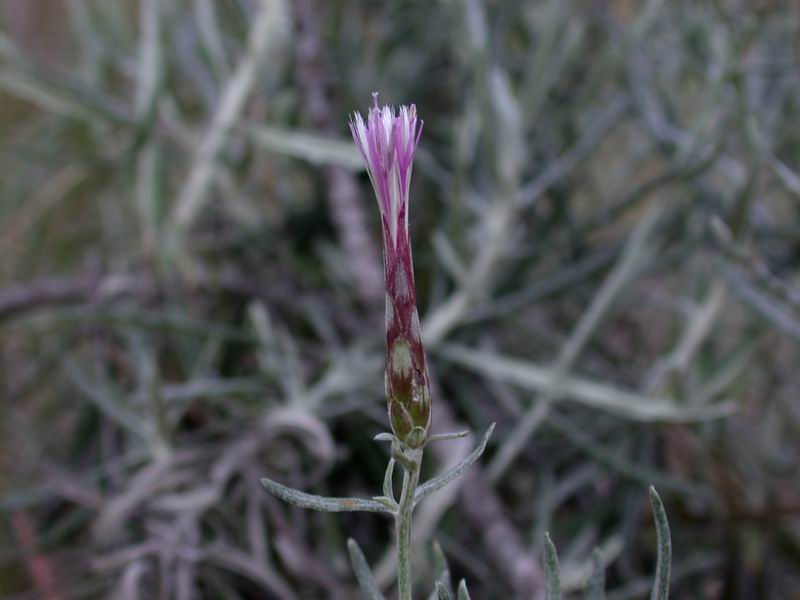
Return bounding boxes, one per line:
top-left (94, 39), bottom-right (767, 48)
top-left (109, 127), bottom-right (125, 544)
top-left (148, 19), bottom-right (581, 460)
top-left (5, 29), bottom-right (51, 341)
top-left (396, 448), bottom-right (422, 600)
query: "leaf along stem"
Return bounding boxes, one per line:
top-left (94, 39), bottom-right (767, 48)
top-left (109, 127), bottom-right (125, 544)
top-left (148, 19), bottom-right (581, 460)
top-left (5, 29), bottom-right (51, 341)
top-left (649, 487), bottom-right (672, 600)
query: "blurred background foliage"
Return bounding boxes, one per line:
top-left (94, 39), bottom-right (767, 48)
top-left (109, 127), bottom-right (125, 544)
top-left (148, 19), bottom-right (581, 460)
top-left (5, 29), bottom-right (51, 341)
top-left (1, 0), bottom-right (800, 598)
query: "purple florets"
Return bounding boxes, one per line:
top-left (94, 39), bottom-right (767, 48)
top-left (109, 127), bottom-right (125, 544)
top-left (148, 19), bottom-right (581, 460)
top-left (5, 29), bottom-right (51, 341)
top-left (350, 93), bottom-right (423, 250)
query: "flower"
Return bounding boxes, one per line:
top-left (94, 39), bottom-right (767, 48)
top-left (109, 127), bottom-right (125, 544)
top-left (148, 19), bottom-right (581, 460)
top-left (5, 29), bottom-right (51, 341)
top-left (350, 94), bottom-right (430, 449)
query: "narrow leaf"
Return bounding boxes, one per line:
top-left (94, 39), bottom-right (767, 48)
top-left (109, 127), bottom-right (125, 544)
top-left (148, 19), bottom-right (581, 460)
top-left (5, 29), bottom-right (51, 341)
top-left (585, 548), bottom-right (605, 600)
top-left (457, 580), bottom-right (472, 600)
top-left (246, 124), bottom-right (364, 170)
top-left (382, 459), bottom-right (396, 504)
top-left (436, 582), bottom-right (452, 600)
top-left (649, 487), bottom-right (672, 600)
top-left (426, 430), bottom-right (470, 443)
top-left (432, 540), bottom-right (452, 594)
top-left (261, 478), bottom-right (391, 514)
top-left (544, 532), bottom-right (561, 600)
top-left (414, 424), bottom-right (495, 506)
top-left (347, 539), bottom-right (386, 600)
top-left (438, 345), bottom-right (734, 422)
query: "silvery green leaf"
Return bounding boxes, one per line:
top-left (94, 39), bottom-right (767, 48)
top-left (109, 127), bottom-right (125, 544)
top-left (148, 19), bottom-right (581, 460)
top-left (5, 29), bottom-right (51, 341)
top-left (585, 548), bottom-right (605, 600)
top-left (432, 541), bottom-right (452, 596)
top-left (425, 542), bottom-right (452, 600)
top-left (457, 580), bottom-right (471, 600)
top-left (383, 459), bottom-right (396, 503)
top-left (347, 539), bottom-right (385, 600)
top-left (544, 532), bottom-right (561, 600)
top-left (371, 496), bottom-right (398, 511)
top-left (649, 487), bottom-right (671, 600)
top-left (246, 124), bottom-right (364, 170)
top-left (261, 478), bottom-right (391, 514)
top-left (414, 424), bottom-right (495, 507)
top-left (374, 432), bottom-right (395, 442)
top-left (438, 344), bottom-right (735, 422)
top-left (426, 430), bottom-right (470, 443)
top-left (435, 582), bottom-right (452, 600)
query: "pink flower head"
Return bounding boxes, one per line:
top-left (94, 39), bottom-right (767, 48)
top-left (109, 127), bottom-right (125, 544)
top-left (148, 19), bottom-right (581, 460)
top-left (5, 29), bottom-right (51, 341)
top-left (350, 94), bottom-right (430, 449)
top-left (350, 93), bottom-right (423, 250)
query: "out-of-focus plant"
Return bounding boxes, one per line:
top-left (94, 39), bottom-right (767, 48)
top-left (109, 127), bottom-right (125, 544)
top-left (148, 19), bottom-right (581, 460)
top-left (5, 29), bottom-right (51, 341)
top-left (3, 0), bottom-right (800, 598)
